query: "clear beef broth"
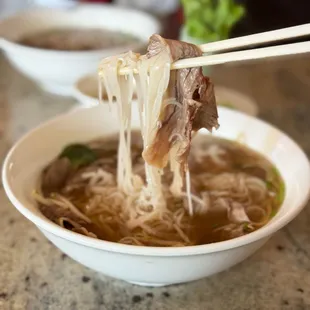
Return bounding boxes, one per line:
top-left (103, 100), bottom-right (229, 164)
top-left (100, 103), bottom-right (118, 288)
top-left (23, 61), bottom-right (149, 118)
top-left (187, 135), bottom-right (284, 243)
top-left (38, 132), bottom-right (284, 245)
top-left (17, 28), bottom-right (141, 51)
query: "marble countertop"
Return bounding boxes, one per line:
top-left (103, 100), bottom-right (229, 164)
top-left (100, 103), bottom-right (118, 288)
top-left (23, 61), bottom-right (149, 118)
top-left (0, 54), bottom-right (310, 310)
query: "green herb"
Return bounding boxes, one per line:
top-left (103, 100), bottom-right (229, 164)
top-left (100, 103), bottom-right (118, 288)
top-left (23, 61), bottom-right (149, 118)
top-left (271, 166), bottom-right (280, 178)
top-left (243, 223), bottom-right (252, 232)
top-left (266, 180), bottom-right (273, 190)
top-left (267, 167), bottom-right (285, 205)
top-left (270, 209), bottom-right (277, 218)
top-left (182, 0), bottom-right (245, 42)
top-left (277, 181), bottom-right (285, 205)
top-left (59, 144), bottom-right (97, 168)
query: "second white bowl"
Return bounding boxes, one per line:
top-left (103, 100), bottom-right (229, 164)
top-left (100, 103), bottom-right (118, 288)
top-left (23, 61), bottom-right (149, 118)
top-left (0, 5), bottom-right (160, 95)
top-left (73, 73), bottom-right (259, 116)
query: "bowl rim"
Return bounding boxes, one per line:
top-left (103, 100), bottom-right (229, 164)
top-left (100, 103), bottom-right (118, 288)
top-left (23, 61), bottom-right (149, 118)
top-left (72, 73), bottom-right (138, 107)
top-left (0, 4), bottom-right (160, 58)
top-left (215, 86), bottom-right (259, 116)
top-left (72, 74), bottom-right (99, 108)
top-left (2, 106), bottom-right (310, 256)
top-left (73, 76), bottom-right (259, 116)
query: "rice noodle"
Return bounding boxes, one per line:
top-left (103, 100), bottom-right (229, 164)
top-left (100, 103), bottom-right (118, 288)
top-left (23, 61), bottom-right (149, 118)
top-left (185, 170), bottom-right (193, 216)
top-left (35, 137), bottom-right (281, 246)
top-left (99, 47), bottom-right (183, 210)
top-left (193, 144), bottom-right (227, 166)
top-left (98, 45), bottom-right (278, 244)
top-left (34, 37), bottom-right (282, 247)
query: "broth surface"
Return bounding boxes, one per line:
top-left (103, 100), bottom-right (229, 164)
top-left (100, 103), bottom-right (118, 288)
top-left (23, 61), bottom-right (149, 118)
top-left (18, 28), bottom-right (141, 51)
top-left (35, 133), bottom-right (284, 246)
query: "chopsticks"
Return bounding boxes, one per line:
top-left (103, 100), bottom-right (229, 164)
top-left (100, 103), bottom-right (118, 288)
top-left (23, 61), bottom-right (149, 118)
top-left (117, 23), bottom-right (310, 75)
top-left (170, 41), bottom-right (310, 70)
top-left (199, 23), bottom-right (310, 53)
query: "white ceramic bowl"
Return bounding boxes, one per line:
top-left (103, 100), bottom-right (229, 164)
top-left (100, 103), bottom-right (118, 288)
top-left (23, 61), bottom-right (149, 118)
top-left (0, 5), bottom-right (160, 95)
top-left (2, 105), bottom-right (310, 286)
top-left (72, 73), bottom-right (138, 108)
top-left (73, 74), bottom-right (100, 107)
top-left (215, 86), bottom-right (258, 116)
top-left (72, 74), bottom-right (259, 116)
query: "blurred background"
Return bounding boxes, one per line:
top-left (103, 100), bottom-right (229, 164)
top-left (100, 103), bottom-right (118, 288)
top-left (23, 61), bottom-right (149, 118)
top-left (2, 0), bottom-right (310, 40)
top-left (1, 2), bottom-right (310, 308)
top-left (1, 0), bottom-right (310, 141)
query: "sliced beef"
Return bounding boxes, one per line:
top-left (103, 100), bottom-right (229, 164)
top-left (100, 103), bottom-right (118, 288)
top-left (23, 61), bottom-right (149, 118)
top-left (142, 34), bottom-right (219, 171)
top-left (41, 158), bottom-right (72, 196)
top-left (39, 203), bottom-right (107, 239)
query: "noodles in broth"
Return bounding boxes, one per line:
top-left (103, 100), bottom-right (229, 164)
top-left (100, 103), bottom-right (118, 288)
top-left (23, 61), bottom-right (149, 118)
top-left (35, 35), bottom-right (285, 246)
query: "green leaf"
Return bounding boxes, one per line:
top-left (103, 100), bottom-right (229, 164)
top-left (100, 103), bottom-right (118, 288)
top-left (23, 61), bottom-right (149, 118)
top-left (266, 166), bottom-right (285, 205)
top-left (277, 181), bottom-right (285, 205)
top-left (59, 144), bottom-right (97, 168)
top-left (182, 0), bottom-right (245, 41)
top-left (243, 223), bottom-right (251, 232)
top-left (266, 180), bottom-right (273, 190)
top-left (270, 209), bottom-right (277, 218)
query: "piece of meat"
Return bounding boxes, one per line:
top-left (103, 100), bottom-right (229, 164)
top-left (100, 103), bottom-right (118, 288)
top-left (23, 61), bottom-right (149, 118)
top-left (142, 34), bottom-right (219, 171)
top-left (39, 203), bottom-right (107, 240)
top-left (41, 158), bottom-right (73, 196)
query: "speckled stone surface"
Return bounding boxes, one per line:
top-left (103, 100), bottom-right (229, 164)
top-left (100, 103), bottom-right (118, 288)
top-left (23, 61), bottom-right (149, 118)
top-left (1, 54), bottom-right (310, 310)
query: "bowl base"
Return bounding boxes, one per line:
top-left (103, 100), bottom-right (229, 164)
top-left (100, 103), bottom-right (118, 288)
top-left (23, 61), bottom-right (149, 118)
top-left (128, 281), bottom-right (174, 287)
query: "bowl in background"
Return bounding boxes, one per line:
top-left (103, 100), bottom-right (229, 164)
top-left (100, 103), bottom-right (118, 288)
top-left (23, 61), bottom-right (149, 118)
top-left (215, 86), bottom-right (258, 116)
top-left (73, 74), bottom-right (99, 107)
top-left (73, 74), bottom-right (258, 116)
top-left (72, 73), bottom-right (138, 108)
top-left (2, 105), bottom-right (310, 286)
top-left (0, 5), bottom-right (160, 95)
